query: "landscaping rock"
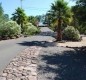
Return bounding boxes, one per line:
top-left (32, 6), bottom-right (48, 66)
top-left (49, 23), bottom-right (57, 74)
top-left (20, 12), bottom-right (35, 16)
top-left (0, 46), bottom-right (41, 80)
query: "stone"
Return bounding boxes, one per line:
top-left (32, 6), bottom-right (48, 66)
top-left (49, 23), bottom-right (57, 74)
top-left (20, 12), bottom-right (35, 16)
top-left (12, 72), bottom-right (21, 77)
top-left (7, 74), bottom-right (15, 79)
top-left (18, 66), bottom-right (24, 71)
top-left (21, 72), bottom-right (27, 76)
top-left (31, 60), bottom-right (37, 64)
top-left (14, 78), bottom-right (21, 80)
top-left (23, 67), bottom-right (31, 70)
top-left (8, 79), bottom-right (12, 80)
top-left (0, 77), bottom-right (6, 80)
top-left (29, 76), bottom-right (37, 80)
top-left (26, 62), bottom-right (31, 66)
top-left (26, 70), bottom-right (31, 75)
top-left (20, 76), bottom-right (27, 80)
top-left (6, 69), bottom-right (13, 74)
top-left (31, 72), bottom-right (37, 76)
top-left (2, 73), bottom-right (7, 77)
top-left (29, 64), bottom-right (37, 67)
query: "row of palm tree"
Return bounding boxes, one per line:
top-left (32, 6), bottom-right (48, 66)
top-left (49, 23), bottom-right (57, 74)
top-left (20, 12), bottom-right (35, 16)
top-left (17, 0), bottom-right (72, 41)
top-left (12, 0), bottom-right (86, 41)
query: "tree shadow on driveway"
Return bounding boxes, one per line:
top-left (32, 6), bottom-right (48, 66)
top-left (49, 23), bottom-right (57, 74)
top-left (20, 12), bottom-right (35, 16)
top-left (17, 41), bottom-right (56, 47)
top-left (38, 47), bottom-right (86, 80)
top-left (38, 31), bottom-right (56, 38)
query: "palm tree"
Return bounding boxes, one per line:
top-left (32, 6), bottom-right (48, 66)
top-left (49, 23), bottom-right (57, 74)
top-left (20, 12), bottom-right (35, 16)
top-left (11, 7), bottom-right (27, 33)
top-left (51, 0), bottom-right (72, 41)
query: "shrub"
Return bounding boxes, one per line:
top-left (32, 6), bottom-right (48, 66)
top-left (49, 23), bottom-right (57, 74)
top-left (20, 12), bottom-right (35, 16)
top-left (75, 24), bottom-right (86, 34)
top-left (50, 23), bottom-right (57, 31)
top-left (84, 30), bottom-right (86, 35)
top-left (63, 26), bottom-right (80, 41)
top-left (0, 21), bottom-right (21, 39)
top-left (23, 23), bottom-right (40, 36)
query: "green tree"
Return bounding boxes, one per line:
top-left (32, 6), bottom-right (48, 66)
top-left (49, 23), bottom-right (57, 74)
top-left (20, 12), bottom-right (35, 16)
top-left (0, 3), bottom-right (3, 16)
top-left (28, 16), bottom-right (39, 26)
top-left (45, 11), bottom-right (59, 30)
top-left (0, 3), bottom-right (4, 23)
top-left (51, 0), bottom-right (72, 41)
top-left (35, 15), bottom-right (41, 22)
top-left (72, 0), bottom-right (86, 34)
top-left (0, 3), bottom-right (9, 24)
top-left (44, 12), bottom-right (53, 27)
top-left (3, 14), bottom-right (9, 21)
top-left (11, 7), bottom-right (27, 33)
top-left (72, 1), bottom-right (86, 25)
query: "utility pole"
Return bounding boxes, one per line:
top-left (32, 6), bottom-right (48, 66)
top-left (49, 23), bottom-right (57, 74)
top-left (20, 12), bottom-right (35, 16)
top-left (20, 0), bottom-right (23, 9)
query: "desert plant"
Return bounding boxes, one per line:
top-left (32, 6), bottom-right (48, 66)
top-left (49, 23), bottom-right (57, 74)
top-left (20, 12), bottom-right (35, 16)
top-left (84, 30), bottom-right (86, 35)
top-left (11, 7), bottom-right (28, 33)
top-left (76, 24), bottom-right (86, 34)
top-left (0, 21), bottom-right (21, 39)
top-left (63, 26), bottom-right (80, 41)
top-left (50, 0), bottom-right (72, 41)
top-left (23, 23), bottom-right (40, 36)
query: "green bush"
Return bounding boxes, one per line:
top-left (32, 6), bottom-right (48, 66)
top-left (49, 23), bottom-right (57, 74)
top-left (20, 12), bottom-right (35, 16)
top-left (84, 30), bottom-right (86, 35)
top-left (75, 23), bottom-right (86, 34)
top-left (0, 21), bottom-right (21, 39)
top-left (23, 23), bottom-right (40, 36)
top-left (50, 23), bottom-right (57, 31)
top-left (76, 25), bottom-right (86, 34)
top-left (63, 26), bottom-right (80, 41)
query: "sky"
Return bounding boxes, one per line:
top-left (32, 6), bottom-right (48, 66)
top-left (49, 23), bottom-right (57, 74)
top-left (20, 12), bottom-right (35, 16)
top-left (0, 0), bottom-right (76, 17)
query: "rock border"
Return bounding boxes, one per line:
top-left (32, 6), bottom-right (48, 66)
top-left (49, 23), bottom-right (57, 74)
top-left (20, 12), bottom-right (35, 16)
top-left (0, 46), bottom-right (41, 80)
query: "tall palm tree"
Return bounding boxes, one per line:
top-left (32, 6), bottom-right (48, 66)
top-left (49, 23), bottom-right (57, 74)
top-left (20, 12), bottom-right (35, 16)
top-left (51, 0), bottom-right (72, 41)
top-left (11, 7), bottom-right (27, 33)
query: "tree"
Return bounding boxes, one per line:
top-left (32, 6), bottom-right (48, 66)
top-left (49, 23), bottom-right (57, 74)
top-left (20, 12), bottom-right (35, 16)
top-left (72, 0), bottom-right (86, 24)
top-left (0, 3), bottom-right (4, 23)
top-left (43, 13), bottom-right (52, 26)
top-left (11, 7), bottom-right (27, 33)
top-left (45, 11), bottom-right (59, 30)
top-left (51, 0), bottom-right (72, 41)
top-left (0, 3), bottom-right (9, 24)
top-left (0, 3), bottom-right (3, 16)
top-left (3, 14), bottom-right (9, 21)
top-left (35, 15), bottom-right (41, 22)
top-left (72, 0), bottom-right (86, 34)
top-left (28, 16), bottom-right (39, 26)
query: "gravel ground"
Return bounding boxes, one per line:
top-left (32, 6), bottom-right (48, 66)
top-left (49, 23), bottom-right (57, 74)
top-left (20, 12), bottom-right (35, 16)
top-left (57, 36), bottom-right (86, 47)
top-left (37, 46), bottom-right (86, 80)
top-left (0, 46), bottom-right (41, 80)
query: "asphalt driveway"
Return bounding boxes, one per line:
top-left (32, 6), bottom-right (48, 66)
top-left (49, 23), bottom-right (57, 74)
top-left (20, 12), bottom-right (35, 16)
top-left (0, 27), bottom-right (55, 71)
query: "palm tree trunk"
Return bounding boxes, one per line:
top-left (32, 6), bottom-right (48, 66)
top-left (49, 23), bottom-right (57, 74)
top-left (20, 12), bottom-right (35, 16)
top-left (56, 17), bottom-right (62, 41)
top-left (21, 22), bottom-right (24, 33)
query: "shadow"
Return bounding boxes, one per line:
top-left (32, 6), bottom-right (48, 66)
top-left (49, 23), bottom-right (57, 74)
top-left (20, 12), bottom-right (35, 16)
top-left (66, 46), bottom-right (86, 53)
top-left (38, 31), bottom-right (56, 38)
top-left (17, 41), bottom-right (56, 47)
top-left (38, 47), bottom-right (86, 80)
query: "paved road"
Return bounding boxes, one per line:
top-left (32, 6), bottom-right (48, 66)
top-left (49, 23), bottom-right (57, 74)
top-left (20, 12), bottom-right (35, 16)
top-left (0, 27), bottom-right (55, 71)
